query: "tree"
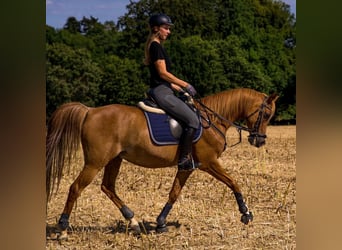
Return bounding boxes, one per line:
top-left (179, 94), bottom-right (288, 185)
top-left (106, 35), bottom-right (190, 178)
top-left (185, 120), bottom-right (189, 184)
top-left (63, 17), bottom-right (81, 33)
top-left (46, 43), bottom-right (102, 118)
top-left (167, 36), bottom-right (226, 95)
top-left (98, 55), bottom-right (147, 105)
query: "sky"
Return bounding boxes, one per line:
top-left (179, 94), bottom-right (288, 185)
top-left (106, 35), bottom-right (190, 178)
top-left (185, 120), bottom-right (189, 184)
top-left (46, 0), bottom-right (296, 29)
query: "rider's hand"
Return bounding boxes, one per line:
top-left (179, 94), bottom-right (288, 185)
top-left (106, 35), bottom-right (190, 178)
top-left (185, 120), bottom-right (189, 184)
top-left (171, 83), bottom-right (183, 92)
top-left (185, 84), bottom-right (197, 97)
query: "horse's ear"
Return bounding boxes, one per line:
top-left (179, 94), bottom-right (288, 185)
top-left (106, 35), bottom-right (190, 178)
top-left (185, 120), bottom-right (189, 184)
top-left (266, 93), bottom-right (279, 104)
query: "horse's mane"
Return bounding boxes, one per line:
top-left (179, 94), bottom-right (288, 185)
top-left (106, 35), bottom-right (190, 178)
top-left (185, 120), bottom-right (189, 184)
top-left (199, 88), bottom-right (266, 121)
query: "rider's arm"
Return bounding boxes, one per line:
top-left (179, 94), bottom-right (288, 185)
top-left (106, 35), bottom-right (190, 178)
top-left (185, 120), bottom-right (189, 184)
top-left (154, 59), bottom-right (189, 89)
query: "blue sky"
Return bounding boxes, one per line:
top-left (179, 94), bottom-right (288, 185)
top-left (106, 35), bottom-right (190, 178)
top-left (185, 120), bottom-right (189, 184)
top-left (46, 0), bottom-right (296, 29)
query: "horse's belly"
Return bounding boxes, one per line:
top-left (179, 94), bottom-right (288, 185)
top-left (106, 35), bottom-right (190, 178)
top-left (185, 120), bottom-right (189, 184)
top-left (120, 146), bottom-right (178, 168)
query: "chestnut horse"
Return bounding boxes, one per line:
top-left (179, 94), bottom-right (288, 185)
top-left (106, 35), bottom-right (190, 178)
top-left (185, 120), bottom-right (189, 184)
top-left (46, 88), bottom-right (278, 238)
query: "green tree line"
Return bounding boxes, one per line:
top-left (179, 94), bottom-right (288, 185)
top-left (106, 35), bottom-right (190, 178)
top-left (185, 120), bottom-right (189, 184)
top-left (46, 0), bottom-right (296, 124)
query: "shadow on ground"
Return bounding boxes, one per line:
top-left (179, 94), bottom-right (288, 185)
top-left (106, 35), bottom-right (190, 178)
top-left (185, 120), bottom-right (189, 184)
top-left (46, 220), bottom-right (182, 240)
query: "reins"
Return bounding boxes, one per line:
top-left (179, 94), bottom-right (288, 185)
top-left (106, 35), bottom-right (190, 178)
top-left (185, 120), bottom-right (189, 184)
top-left (194, 98), bottom-right (247, 149)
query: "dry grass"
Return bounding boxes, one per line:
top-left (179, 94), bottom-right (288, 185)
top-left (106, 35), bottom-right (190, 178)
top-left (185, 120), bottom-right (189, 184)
top-left (46, 125), bottom-right (296, 249)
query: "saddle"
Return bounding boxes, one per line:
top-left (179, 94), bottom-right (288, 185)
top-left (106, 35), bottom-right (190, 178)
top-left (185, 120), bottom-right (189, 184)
top-left (137, 91), bottom-right (202, 145)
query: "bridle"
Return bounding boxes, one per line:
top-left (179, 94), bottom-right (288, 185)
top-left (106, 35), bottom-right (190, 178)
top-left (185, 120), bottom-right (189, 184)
top-left (194, 96), bottom-right (272, 150)
top-left (245, 97), bottom-right (272, 142)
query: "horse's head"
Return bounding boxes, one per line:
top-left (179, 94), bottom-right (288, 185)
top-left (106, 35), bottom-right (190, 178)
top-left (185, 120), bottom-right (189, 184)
top-left (245, 93), bottom-right (279, 147)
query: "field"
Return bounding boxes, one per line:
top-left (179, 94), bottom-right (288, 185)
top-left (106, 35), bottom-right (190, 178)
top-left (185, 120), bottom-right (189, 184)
top-left (46, 125), bottom-right (296, 249)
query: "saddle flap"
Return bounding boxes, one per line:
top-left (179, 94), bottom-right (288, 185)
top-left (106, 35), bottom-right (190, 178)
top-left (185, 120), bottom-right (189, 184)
top-left (143, 112), bottom-right (202, 146)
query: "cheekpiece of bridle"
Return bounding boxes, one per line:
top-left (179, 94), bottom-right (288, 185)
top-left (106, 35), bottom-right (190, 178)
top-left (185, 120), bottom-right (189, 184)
top-left (245, 97), bottom-right (271, 142)
top-left (193, 95), bottom-right (272, 150)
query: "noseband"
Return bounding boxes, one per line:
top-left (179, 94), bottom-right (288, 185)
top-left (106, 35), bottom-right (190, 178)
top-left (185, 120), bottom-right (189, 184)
top-left (195, 96), bottom-right (272, 149)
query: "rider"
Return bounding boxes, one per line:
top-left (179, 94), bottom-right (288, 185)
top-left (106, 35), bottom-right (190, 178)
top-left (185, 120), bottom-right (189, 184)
top-left (143, 13), bottom-right (200, 171)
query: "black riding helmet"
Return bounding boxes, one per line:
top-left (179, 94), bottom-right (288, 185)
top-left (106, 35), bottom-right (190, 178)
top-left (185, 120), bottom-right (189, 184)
top-left (149, 14), bottom-right (173, 28)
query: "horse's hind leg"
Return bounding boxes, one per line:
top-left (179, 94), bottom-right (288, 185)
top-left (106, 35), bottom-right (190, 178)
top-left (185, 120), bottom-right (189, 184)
top-left (57, 164), bottom-right (101, 238)
top-left (156, 170), bottom-right (193, 233)
top-left (203, 161), bottom-right (253, 225)
top-left (101, 157), bottom-right (141, 234)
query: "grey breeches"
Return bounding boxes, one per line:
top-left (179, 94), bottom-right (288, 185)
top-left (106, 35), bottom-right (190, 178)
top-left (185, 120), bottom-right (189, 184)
top-left (150, 84), bottom-right (200, 129)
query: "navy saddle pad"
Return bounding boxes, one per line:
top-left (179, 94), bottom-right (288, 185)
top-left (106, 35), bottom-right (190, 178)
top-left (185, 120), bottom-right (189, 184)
top-left (144, 111), bottom-right (202, 145)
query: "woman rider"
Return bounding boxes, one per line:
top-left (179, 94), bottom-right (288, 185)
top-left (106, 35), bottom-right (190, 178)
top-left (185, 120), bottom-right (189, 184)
top-left (143, 13), bottom-right (200, 171)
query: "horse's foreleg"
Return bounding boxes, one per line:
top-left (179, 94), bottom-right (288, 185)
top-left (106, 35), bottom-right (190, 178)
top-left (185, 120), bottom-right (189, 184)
top-left (204, 163), bottom-right (253, 225)
top-left (101, 157), bottom-right (140, 234)
top-left (58, 165), bottom-right (101, 237)
top-left (156, 170), bottom-right (192, 233)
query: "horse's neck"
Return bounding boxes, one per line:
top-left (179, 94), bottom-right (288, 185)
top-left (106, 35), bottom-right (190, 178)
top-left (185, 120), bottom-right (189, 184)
top-left (217, 92), bottom-right (252, 122)
top-left (228, 95), bottom-right (251, 122)
top-left (203, 90), bottom-right (255, 122)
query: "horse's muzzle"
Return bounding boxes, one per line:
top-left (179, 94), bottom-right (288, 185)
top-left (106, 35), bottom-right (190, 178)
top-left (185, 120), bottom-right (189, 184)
top-left (248, 133), bottom-right (266, 148)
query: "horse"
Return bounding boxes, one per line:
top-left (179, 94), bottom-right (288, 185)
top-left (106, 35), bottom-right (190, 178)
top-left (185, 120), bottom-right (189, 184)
top-left (46, 88), bottom-right (278, 238)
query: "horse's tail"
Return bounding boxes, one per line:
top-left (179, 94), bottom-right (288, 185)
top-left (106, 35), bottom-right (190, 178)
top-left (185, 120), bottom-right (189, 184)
top-left (46, 102), bottom-right (90, 202)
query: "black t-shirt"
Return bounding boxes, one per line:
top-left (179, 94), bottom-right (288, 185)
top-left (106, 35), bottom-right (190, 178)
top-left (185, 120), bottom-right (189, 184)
top-left (148, 41), bottom-right (172, 88)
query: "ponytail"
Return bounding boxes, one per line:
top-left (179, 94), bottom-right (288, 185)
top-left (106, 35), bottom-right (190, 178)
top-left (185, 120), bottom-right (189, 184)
top-left (143, 28), bottom-right (160, 66)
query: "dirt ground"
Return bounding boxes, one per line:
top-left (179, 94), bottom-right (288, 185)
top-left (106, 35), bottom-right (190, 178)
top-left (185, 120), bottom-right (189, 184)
top-left (46, 125), bottom-right (296, 249)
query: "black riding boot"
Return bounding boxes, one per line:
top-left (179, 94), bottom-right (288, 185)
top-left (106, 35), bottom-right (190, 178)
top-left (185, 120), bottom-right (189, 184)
top-left (178, 127), bottom-right (197, 171)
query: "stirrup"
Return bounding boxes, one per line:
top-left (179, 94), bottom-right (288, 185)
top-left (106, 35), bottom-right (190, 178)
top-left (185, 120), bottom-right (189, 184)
top-left (178, 157), bottom-right (197, 171)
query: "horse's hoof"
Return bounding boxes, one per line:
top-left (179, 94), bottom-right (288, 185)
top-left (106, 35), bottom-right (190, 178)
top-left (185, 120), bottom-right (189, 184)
top-left (241, 211), bottom-right (253, 225)
top-left (58, 230), bottom-right (68, 240)
top-left (156, 224), bottom-right (168, 233)
top-left (130, 224), bottom-right (141, 235)
top-left (46, 232), bottom-right (58, 240)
